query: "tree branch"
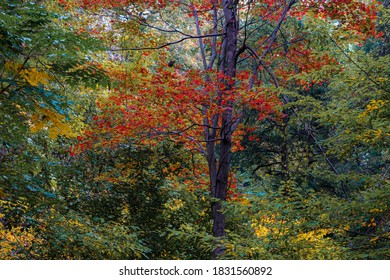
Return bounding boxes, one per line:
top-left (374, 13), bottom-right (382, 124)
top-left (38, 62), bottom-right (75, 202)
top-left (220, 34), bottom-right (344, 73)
top-left (108, 33), bottom-right (225, 51)
top-left (192, 3), bottom-right (208, 69)
top-left (329, 35), bottom-right (390, 93)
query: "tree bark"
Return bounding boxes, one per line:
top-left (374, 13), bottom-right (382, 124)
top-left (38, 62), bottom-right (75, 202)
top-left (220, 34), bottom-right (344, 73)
top-left (209, 0), bottom-right (239, 258)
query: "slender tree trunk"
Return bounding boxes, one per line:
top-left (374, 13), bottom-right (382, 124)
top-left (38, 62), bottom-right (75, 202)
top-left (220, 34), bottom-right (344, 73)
top-left (209, 0), bottom-right (239, 258)
top-left (281, 119), bottom-right (289, 181)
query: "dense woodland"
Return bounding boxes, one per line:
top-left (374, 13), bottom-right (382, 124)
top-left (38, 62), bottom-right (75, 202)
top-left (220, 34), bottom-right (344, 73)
top-left (0, 0), bottom-right (389, 260)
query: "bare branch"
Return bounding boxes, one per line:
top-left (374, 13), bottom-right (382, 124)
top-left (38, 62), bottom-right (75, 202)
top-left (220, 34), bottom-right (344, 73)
top-left (108, 33), bottom-right (225, 51)
top-left (192, 2), bottom-right (208, 69)
top-left (259, 0), bottom-right (298, 60)
top-left (207, 4), bottom-right (219, 70)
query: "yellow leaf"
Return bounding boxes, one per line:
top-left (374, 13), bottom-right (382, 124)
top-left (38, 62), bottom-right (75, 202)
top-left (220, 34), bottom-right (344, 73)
top-left (20, 68), bottom-right (52, 86)
top-left (369, 236), bottom-right (379, 243)
top-left (29, 107), bottom-right (76, 139)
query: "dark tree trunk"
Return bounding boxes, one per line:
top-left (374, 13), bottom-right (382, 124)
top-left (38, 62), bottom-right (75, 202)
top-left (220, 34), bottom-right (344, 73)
top-left (209, 0), bottom-right (238, 258)
top-left (205, 0), bottom-right (297, 258)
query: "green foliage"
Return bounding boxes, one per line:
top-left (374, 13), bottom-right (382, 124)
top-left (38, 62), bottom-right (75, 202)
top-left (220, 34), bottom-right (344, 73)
top-left (0, 0), bottom-right (107, 143)
top-left (0, 0), bottom-right (108, 259)
top-left (1, 0), bottom-right (389, 261)
top-left (219, 177), bottom-right (389, 259)
top-left (220, 181), bottom-right (346, 260)
top-left (231, 4), bottom-right (389, 260)
top-left (35, 209), bottom-right (149, 259)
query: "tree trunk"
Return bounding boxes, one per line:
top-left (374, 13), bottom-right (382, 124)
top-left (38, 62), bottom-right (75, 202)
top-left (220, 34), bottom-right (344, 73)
top-left (209, 0), bottom-right (238, 258)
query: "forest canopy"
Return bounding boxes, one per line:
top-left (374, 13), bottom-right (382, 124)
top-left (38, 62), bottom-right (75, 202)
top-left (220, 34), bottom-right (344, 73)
top-left (0, 0), bottom-right (389, 260)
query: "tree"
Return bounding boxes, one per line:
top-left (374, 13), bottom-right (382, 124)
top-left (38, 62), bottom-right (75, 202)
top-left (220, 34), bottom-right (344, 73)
top-left (233, 0), bottom-right (389, 259)
top-left (0, 0), bottom-right (107, 258)
top-left (1, 0), bottom-right (386, 260)
top-left (63, 0), bottom-right (382, 258)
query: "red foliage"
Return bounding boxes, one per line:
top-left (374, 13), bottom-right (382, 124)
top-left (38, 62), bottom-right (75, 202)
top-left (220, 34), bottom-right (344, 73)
top-left (67, 0), bottom-right (383, 197)
top-left (71, 60), bottom-right (280, 157)
top-left (290, 0), bottom-right (379, 38)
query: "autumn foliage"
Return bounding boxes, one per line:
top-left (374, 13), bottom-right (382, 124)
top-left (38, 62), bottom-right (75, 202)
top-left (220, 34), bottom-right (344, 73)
top-left (1, 0), bottom-right (388, 261)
